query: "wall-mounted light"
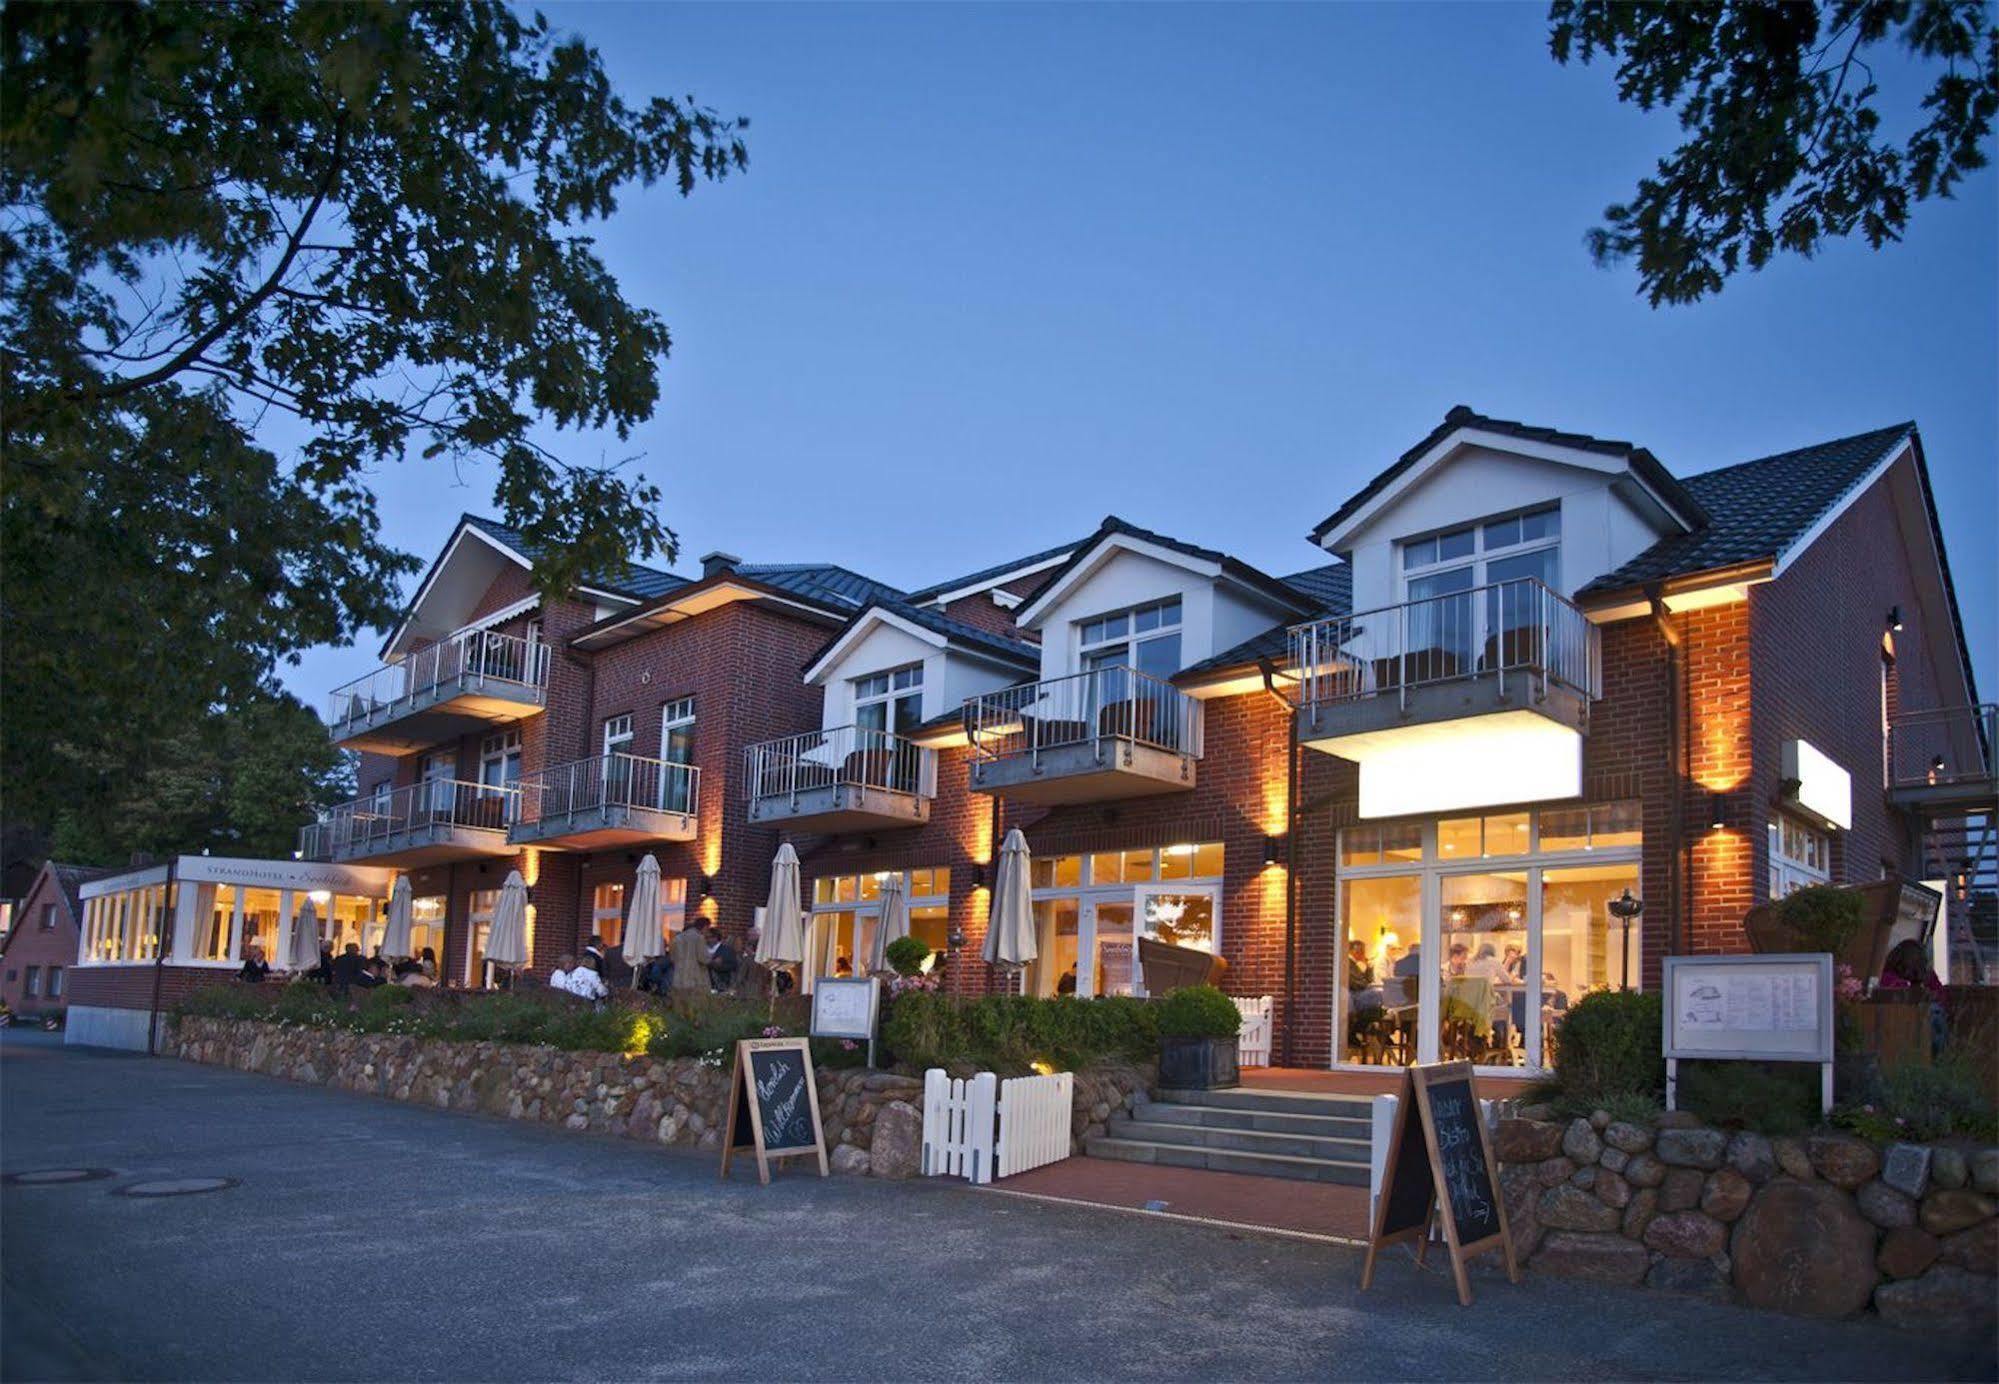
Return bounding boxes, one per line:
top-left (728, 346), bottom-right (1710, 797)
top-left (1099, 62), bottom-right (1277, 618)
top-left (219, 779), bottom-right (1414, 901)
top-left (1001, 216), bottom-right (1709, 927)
top-left (1708, 792), bottom-right (1727, 830)
top-left (1929, 754), bottom-right (1946, 785)
top-left (971, 863), bottom-right (988, 890)
top-left (697, 875), bottom-right (713, 900)
top-left (1886, 605), bottom-right (1904, 633)
top-left (1262, 834), bottom-right (1284, 867)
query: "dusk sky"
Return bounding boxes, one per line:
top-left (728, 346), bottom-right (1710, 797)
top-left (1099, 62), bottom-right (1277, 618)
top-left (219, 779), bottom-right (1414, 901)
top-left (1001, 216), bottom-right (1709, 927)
top-left (282, 2), bottom-right (1997, 709)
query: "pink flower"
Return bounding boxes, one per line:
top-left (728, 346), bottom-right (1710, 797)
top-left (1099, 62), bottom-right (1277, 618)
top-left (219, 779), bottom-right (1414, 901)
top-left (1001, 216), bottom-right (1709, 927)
top-left (761, 1024), bottom-right (786, 1038)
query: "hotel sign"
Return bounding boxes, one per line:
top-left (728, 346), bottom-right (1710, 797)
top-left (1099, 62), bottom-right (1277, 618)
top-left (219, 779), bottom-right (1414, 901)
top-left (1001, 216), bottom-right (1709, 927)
top-left (1780, 738), bottom-right (1852, 831)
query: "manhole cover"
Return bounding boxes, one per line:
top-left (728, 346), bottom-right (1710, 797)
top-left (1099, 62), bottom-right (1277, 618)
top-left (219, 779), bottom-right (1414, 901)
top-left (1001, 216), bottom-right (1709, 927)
top-left (3, 1168), bottom-right (114, 1185)
top-left (115, 1177), bottom-right (237, 1198)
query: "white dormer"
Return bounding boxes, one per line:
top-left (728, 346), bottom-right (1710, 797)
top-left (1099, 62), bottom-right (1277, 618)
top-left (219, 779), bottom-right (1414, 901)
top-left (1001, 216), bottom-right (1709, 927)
top-left (803, 606), bottom-right (1037, 735)
top-left (1011, 521), bottom-right (1315, 682)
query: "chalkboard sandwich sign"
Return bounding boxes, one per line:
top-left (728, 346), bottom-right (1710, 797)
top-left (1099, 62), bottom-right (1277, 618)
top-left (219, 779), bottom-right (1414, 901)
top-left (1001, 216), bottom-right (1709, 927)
top-left (1360, 1061), bottom-right (1518, 1307)
top-left (719, 1037), bottom-right (829, 1185)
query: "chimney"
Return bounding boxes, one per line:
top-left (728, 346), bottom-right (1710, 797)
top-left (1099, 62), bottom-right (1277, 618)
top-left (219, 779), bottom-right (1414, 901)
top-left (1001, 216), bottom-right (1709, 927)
top-left (700, 551), bottom-right (741, 579)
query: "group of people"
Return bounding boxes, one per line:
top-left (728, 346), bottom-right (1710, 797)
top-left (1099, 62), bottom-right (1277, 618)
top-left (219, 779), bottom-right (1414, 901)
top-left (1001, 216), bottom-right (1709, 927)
top-left (236, 942), bottom-right (440, 992)
top-left (549, 919), bottom-right (749, 1001)
top-left (1343, 936), bottom-right (1575, 1064)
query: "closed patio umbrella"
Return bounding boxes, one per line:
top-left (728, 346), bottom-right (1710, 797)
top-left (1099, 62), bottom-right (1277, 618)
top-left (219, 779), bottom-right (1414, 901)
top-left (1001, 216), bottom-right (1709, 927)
top-left (378, 877), bottom-right (414, 962)
top-left (869, 873), bottom-right (909, 975)
top-left (757, 843), bottom-right (805, 971)
top-left (982, 828), bottom-right (1036, 971)
top-left (484, 869), bottom-right (530, 985)
top-left (284, 897), bottom-right (322, 973)
top-left (623, 854), bottom-right (664, 988)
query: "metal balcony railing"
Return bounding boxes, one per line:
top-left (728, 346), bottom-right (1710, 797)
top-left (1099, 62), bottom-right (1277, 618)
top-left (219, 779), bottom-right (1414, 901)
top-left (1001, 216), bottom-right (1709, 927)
top-left (1888, 704), bottom-right (1998, 795)
top-left (328, 630), bottom-right (548, 735)
top-left (963, 666), bottom-right (1203, 764)
top-left (744, 726), bottom-right (937, 804)
top-left (1286, 577), bottom-right (1601, 712)
top-left (519, 752), bottom-right (699, 825)
top-left (298, 778), bottom-right (519, 859)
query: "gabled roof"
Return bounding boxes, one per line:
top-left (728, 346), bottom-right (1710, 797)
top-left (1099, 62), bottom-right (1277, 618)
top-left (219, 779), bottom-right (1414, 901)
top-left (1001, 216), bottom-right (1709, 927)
top-left (0, 862), bottom-right (112, 958)
top-left (1013, 515), bottom-right (1320, 627)
top-left (903, 538), bottom-right (1084, 606)
top-left (804, 598), bottom-right (1040, 684)
top-left (1309, 405), bottom-right (1709, 548)
top-left (1576, 422), bottom-right (1916, 599)
top-left (727, 562), bottom-right (904, 610)
top-left (1175, 561), bottom-right (1354, 685)
top-left (462, 516), bottom-right (686, 600)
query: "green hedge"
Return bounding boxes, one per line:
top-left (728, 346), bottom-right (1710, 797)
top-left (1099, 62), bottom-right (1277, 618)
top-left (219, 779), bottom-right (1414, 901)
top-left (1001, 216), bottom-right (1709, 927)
top-left (881, 991), bottom-right (1157, 1075)
top-left (1550, 988), bottom-right (1664, 1104)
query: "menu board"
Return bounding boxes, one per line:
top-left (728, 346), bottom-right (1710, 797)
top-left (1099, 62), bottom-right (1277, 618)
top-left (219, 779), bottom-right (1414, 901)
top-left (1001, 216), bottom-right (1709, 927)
top-left (1361, 1062), bottom-right (1518, 1307)
top-left (719, 1037), bottom-right (829, 1185)
top-left (1665, 955), bottom-right (1833, 1062)
top-left (810, 977), bottom-right (879, 1041)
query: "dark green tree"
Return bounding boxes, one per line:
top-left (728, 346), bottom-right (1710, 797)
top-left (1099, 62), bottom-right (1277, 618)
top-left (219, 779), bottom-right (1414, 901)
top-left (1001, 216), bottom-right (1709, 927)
top-left (1, 2), bottom-right (746, 863)
top-left (1549, 0), bottom-right (1998, 305)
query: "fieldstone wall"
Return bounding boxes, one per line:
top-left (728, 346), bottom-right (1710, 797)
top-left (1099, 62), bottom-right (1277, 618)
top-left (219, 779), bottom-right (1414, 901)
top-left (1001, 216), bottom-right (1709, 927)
top-left (1494, 1105), bottom-right (1998, 1333)
top-left (173, 1018), bottom-right (1146, 1179)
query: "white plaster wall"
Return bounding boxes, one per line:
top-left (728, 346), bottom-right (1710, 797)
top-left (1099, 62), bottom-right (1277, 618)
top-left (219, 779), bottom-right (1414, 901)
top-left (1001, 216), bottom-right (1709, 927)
top-left (1030, 548), bottom-right (1216, 680)
top-left (810, 622), bottom-right (938, 728)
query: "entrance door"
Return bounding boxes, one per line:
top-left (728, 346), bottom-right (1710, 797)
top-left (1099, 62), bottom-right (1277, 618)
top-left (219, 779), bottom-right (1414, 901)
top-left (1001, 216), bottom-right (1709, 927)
top-left (1132, 883), bottom-right (1220, 997)
top-left (1084, 900), bottom-right (1136, 998)
top-left (1431, 869), bottom-right (1534, 1070)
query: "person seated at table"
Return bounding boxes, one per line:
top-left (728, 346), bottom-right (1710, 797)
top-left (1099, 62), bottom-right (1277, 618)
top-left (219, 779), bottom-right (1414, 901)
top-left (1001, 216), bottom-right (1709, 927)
top-left (1469, 942), bottom-right (1510, 984)
top-left (330, 942), bottom-right (370, 992)
top-left (1446, 942), bottom-right (1471, 977)
top-left (1055, 963), bottom-right (1078, 995)
top-left (1345, 939), bottom-right (1376, 990)
top-left (833, 954), bottom-right (853, 977)
top-left (1392, 944), bottom-right (1422, 980)
top-left (1502, 943), bottom-right (1526, 982)
top-left (238, 946), bottom-right (271, 984)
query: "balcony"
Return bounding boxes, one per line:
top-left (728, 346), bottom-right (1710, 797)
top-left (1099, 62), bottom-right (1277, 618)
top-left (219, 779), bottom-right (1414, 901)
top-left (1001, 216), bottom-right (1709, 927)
top-left (508, 753), bottom-right (700, 850)
top-left (327, 631), bottom-right (548, 753)
top-left (299, 780), bottom-right (518, 867)
top-left (964, 667), bottom-right (1202, 805)
top-left (1287, 580), bottom-right (1600, 818)
top-left (745, 726), bottom-right (936, 832)
top-left (1888, 704), bottom-right (1997, 815)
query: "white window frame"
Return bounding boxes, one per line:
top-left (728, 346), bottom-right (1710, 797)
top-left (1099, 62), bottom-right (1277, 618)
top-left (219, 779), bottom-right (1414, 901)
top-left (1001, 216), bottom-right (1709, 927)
top-left (602, 713), bottom-right (634, 757)
top-left (1769, 813), bottom-right (1832, 899)
top-left (804, 868), bottom-right (950, 994)
top-left (852, 667), bottom-right (921, 736)
top-left (660, 698), bottom-right (696, 761)
top-left (1027, 844), bottom-right (1224, 999)
top-left (1077, 597), bottom-right (1183, 679)
top-left (1398, 503), bottom-right (1561, 601)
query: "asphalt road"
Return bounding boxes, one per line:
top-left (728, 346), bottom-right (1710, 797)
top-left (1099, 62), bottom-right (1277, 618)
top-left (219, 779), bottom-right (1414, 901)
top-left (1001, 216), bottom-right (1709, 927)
top-left (3, 1030), bottom-right (1991, 1383)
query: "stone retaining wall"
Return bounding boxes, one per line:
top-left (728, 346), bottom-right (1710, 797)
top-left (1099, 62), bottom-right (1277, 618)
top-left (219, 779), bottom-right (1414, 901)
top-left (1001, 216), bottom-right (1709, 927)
top-left (172, 1018), bottom-right (1147, 1179)
top-left (1494, 1106), bottom-right (1998, 1332)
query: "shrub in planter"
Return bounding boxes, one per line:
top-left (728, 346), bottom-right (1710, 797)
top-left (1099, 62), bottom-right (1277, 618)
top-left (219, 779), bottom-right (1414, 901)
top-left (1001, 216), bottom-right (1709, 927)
top-left (1774, 884), bottom-right (1866, 959)
top-left (1551, 988), bottom-right (1664, 1103)
top-left (1155, 985), bottom-right (1242, 1090)
top-left (883, 936), bottom-right (931, 978)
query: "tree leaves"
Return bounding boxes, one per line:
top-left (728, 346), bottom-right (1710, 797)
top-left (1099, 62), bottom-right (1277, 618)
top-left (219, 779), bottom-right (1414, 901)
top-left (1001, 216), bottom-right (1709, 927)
top-left (1549, 0), bottom-right (1998, 305)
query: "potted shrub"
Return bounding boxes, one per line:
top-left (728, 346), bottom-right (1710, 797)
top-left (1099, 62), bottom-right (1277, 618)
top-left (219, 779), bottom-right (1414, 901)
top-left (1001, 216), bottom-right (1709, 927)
top-left (1155, 984), bottom-right (1241, 1090)
top-left (883, 936), bottom-right (932, 978)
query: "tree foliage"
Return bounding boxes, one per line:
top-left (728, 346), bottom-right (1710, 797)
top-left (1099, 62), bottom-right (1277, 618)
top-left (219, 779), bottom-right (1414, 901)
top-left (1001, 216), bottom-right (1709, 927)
top-left (0, 2), bottom-right (745, 864)
top-left (1549, 0), bottom-right (1998, 304)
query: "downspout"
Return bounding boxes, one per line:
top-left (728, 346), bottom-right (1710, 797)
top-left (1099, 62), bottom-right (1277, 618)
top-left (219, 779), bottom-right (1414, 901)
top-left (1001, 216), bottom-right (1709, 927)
top-left (147, 856), bottom-right (177, 1057)
top-left (1647, 587), bottom-right (1685, 960)
top-left (1257, 658), bottom-right (1300, 1068)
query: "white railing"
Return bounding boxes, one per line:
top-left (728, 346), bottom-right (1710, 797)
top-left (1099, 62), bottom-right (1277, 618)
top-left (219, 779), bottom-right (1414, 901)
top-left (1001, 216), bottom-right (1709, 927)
top-left (1288, 577), bottom-right (1600, 712)
top-left (922, 1068), bottom-right (1074, 1184)
top-left (328, 630), bottom-right (549, 735)
top-left (298, 778), bottom-right (518, 859)
top-left (963, 667), bottom-right (1203, 764)
top-left (743, 725), bottom-right (937, 805)
top-left (520, 752), bottom-right (699, 826)
top-left (1888, 704), bottom-right (1997, 794)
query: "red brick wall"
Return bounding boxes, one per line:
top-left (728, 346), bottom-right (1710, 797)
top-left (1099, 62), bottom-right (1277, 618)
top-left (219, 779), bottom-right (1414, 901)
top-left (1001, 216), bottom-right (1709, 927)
top-left (65, 963), bottom-right (234, 1013)
top-left (0, 871), bottom-right (80, 1012)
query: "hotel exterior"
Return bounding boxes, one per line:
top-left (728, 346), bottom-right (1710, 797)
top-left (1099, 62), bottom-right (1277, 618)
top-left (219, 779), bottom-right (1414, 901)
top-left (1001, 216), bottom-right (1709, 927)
top-left (64, 407), bottom-right (1997, 1068)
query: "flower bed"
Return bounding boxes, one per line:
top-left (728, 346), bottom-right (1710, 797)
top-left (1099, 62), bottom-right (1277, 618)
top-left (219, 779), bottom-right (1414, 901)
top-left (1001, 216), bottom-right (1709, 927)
top-left (1494, 1103), bottom-right (1998, 1332)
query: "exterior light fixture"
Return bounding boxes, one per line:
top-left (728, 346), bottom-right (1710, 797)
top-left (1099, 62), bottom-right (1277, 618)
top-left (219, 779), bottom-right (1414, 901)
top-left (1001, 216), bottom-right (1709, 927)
top-left (1886, 605), bottom-right (1904, 632)
top-left (971, 863), bottom-right (988, 890)
top-left (1165, 843), bottom-right (1196, 857)
top-left (947, 924), bottom-right (968, 951)
top-left (1929, 754), bottom-right (1946, 785)
top-left (697, 875), bottom-right (713, 900)
top-left (1709, 793), bottom-right (1727, 830)
top-left (1262, 834), bottom-right (1284, 866)
top-left (1607, 889), bottom-right (1644, 990)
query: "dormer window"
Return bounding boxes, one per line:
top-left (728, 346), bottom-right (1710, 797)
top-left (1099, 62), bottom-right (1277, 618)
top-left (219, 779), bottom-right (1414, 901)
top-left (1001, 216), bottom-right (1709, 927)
top-left (1080, 596), bottom-right (1182, 681)
top-left (854, 664), bottom-right (923, 736)
top-left (1400, 504), bottom-right (1561, 600)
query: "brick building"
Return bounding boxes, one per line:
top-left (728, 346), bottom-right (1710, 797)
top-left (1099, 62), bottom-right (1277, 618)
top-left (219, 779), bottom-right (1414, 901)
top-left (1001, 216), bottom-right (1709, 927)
top-left (64, 408), bottom-right (1994, 1068)
top-left (1, 862), bottom-right (109, 1019)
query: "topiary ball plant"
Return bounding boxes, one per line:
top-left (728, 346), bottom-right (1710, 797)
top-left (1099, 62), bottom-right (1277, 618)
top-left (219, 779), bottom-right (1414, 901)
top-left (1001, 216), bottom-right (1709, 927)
top-left (883, 935), bottom-right (932, 978)
top-left (1155, 984), bottom-right (1242, 1040)
top-left (1774, 884), bottom-right (1866, 958)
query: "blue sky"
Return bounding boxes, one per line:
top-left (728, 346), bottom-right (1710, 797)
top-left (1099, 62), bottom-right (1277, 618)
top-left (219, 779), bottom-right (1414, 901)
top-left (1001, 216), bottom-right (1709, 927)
top-left (282, 2), bottom-right (1997, 707)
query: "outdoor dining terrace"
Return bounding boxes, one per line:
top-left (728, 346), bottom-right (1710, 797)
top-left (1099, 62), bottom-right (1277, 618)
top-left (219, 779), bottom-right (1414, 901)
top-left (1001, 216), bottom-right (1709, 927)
top-left (298, 779), bottom-right (519, 868)
top-left (507, 752), bottom-right (700, 850)
top-left (326, 630), bottom-right (548, 754)
top-left (744, 725), bottom-right (937, 831)
top-left (963, 666), bottom-right (1203, 805)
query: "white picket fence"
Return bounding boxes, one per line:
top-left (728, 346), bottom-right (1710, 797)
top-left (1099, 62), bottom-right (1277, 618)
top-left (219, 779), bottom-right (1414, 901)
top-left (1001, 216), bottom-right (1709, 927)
top-left (1234, 995), bottom-right (1273, 1067)
top-left (921, 1068), bottom-right (1074, 1185)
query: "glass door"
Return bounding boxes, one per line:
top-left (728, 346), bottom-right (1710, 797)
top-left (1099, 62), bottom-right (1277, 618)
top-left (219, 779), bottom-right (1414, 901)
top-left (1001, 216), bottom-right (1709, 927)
top-left (1084, 900), bottom-right (1136, 998)
top-left (1431, 869), bottom-right (1534, 1070)
top-left (1132, 882), bottom-right (1220, 997)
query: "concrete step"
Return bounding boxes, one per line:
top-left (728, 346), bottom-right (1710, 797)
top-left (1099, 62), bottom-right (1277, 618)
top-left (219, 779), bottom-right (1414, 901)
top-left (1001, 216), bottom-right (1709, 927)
top-left (1125, 1099), bottom-right (1371, 1142)
top-left (1152, 1086), bottom-right (1374, 1120)
top-left (1107, 1116), bottom-right (1370, 1165)
top-left (1082, 1134), bottom-right (1370, 1186)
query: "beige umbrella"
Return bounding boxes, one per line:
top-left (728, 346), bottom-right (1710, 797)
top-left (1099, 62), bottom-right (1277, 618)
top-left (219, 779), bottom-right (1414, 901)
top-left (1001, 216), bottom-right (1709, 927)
top-left (378, 877), bottom-right (415, 962)
top-left (757, 843), bottom-right (805, 970)
top-left (869, 873), bottom-right (910, 975)
top-left (982, 828), bottom-right (1036, 970)
top-left (484, 869), bottom-right (530, 985)
top-left (623, 854), bottom-right (664, 988)
top-left (284, 897), bottom-right (322, 972)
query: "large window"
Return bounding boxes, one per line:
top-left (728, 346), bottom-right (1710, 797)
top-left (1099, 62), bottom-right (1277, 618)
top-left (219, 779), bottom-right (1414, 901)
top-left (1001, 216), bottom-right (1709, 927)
top-left (1769, 813), bottom-right (1831, 898)
top-left (1079, 596), bottom-right (1182, 684)
top-left (1024, 843), bottom-right (1223, 999)
top-left (1400, 505), bottom-right (1562, 669)
top-left (602, 713), bottom-right (634, 757)
top-left (660, 698), bottom-right (696, 811)
top-left (78, 883), bottom-right (177, 964)
top-left (480, 730), bottom-right (522, 805)
top-left (807, 868), bottom-right (950, 988)
top-left (1336, 804), bottom-right (1640, 1073)
top-left (853, 668), bottom-right (921, 736)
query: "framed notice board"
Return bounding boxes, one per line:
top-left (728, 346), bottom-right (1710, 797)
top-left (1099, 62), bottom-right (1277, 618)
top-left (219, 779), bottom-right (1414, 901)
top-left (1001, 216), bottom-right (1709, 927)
top-left (719, 1037), bottom-right (829, 1185)
top-left (810, 977), bottom-right (879, 1041)
top-left (1663, 953), bottom-right (1834, 1115)
top-left (1360, 1062), bottom-right (1517, 1306)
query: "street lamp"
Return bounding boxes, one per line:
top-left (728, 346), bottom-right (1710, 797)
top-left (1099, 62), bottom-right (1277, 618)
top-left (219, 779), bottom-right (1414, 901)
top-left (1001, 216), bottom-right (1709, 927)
top-left (1607, 888), bottom-right (1644, 991)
